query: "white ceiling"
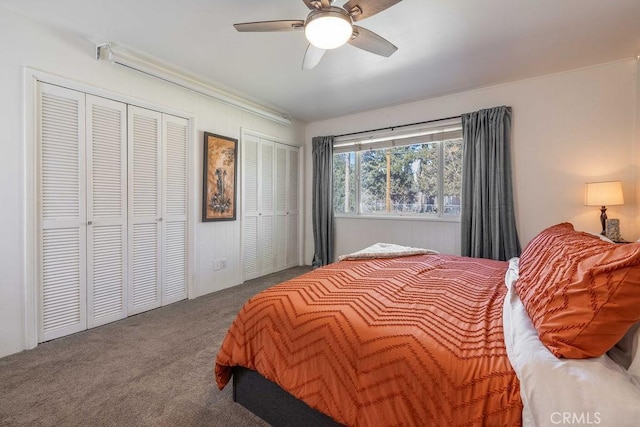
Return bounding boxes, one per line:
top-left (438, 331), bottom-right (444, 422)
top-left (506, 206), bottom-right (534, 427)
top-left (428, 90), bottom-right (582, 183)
top-left (2, 0), bottom-right (639, 123)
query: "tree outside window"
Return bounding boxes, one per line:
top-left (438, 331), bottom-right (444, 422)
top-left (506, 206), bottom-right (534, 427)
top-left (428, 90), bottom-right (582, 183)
top-left (333, 138), bottom-right (462, 217)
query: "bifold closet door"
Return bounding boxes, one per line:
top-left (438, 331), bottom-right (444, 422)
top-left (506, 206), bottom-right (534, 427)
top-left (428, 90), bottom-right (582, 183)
top-left (162, 115), bottom-right (188, 304)
top-left (128, 106), bottom-right (163, 315)
top-left (86, 95), bottom-right (128, 328)
top-left (241, 134), bottom-right (275, 280)
top-left (241, 134), bottom-right (260, 281)
top-left (275, 143), bottom-right (300, 270)
top-left (38, 84), bottom-right (189, 342)
top-left (127, 108), bottom-right (187, 312)
top-left (38, 86), bottom-right (128, 340)
top-left (286, 146), bottom-right (300, 268)
top-left (38, 83), bottom-right (87, 341)
top-left (242, 134), bottom-right (299, 282)
top-left (274, 144), bottom-right (288, 271)
top-left (258, 139), bottom-right (275, 276)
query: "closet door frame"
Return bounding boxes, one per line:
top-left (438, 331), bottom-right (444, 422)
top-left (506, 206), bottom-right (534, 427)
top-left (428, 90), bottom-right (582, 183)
top-left (24, 69), bottom-right (196, 350)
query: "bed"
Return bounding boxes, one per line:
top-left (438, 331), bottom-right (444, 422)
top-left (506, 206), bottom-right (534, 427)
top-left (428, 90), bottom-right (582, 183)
top-left (215, 225), bottom-right (640, 426)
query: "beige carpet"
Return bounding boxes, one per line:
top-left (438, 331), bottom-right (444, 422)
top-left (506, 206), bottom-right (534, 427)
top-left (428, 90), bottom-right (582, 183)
top-left (0, 266), bottom-right (312, 426)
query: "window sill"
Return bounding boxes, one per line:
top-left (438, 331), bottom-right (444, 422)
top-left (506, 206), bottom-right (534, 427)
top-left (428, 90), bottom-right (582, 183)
top-left (334, 214), bottom-right (461, 223)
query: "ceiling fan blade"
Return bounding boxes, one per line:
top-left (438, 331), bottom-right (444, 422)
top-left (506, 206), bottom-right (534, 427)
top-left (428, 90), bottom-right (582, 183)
top-left (234, 20), bottom-right (305, 32)
top-left (342, 0), bottom-right (402, 22)
top-left (348, 25), bottom-right (397, 57)
top-left (302, 44), bottom-right (326, 70)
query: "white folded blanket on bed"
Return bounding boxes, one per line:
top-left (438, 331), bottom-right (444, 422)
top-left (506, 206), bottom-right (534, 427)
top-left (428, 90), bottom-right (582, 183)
top-left (337, 242), bottom-right (439, 261)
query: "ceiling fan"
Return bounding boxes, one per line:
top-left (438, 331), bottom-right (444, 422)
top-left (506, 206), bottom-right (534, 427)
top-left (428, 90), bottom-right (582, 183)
top-left (233, 0), bottom-right (402, 70)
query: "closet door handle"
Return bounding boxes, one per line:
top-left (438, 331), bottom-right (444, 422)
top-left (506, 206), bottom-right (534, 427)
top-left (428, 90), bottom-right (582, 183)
top-left (87, 221), bottom-right (93, 225)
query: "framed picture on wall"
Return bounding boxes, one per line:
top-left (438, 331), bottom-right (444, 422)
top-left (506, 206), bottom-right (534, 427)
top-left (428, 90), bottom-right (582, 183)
top-left (202, 132), bottom-right (238, 222)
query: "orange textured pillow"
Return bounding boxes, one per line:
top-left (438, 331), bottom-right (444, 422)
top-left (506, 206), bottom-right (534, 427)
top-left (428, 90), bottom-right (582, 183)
top-left (516, 223), bottom-right (640, 358)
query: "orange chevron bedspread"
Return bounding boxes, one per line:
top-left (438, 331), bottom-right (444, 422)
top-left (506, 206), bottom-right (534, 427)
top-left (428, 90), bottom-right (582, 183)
top-left (215, 254), bottom-right (522, 426)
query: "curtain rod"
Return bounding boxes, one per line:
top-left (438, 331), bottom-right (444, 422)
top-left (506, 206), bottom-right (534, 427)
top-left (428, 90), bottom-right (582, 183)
top-left (334, 115), bottom-right (461, 138)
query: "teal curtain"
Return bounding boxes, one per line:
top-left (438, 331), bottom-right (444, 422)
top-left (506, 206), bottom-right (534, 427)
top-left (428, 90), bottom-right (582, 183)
top-left (461, 106), bottom-right (521, 260)
top-left (312, 136), bottom-right (335, 267)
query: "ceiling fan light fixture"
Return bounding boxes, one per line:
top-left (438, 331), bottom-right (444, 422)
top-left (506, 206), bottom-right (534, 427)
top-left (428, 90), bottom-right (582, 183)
top-left (304, 8), bottom-right (353, 50)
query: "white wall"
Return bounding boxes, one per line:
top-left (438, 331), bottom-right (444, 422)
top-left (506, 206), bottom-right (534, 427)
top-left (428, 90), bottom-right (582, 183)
top-left (0, 9), bottom-right (305, 358)
top-left (304, 59), bottom-right (638, 263)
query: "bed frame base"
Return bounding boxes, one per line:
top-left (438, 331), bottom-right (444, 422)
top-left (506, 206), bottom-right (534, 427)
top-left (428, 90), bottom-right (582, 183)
top-left (232, 366), bottom-right (342, 427)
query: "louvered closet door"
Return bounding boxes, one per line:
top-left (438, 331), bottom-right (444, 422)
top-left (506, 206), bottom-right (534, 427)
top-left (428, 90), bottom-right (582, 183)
top-left (128, 106), bottom-right (162, 315)
top-left (275, 143), bottom-right (300, 269)
top-left (241, 134), bottom-right (260, 281)
top-left (242, 134), bottom-right (300, 281)
top-left (38, 83), bottom-right (87, 342)
top-left (162, 114), bottom-right (188, 304)
top-left (258, 139), bottom-right (275, 276)
top-left (286, 146), bottom-right (300, 268)
top-left (86, 95), bottom-right (128, 327)
top-left (274, 144), bottom-right (288, 271)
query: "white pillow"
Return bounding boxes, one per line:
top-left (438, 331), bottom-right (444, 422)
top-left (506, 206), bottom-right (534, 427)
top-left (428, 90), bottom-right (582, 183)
top-left (609, 322), bottom-right (640, 377)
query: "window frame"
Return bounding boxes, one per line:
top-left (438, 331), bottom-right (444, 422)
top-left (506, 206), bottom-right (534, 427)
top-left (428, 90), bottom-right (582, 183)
top-left (332, 119), bottom-right (462, 221)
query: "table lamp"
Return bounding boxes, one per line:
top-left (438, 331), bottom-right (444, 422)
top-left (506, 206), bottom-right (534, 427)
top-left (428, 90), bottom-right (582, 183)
top-left (585, 181), bottom-right (624, 236)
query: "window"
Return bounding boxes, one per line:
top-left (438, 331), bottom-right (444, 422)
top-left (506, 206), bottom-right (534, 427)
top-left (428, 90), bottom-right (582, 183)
top-left (333, 152), bottom-right (356, 213)
top-left (333, 120), bottom-right (462, 218)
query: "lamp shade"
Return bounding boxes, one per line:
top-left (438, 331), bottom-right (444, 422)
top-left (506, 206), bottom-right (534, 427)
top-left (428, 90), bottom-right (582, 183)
top-left (585, 181), bottom-right (624, 206)
top-left (305, 8), bottom-right (353, 50)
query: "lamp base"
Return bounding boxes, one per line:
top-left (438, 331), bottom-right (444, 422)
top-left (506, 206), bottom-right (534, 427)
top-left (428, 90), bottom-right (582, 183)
top-left (599, 205), bottom-right (607, 236)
